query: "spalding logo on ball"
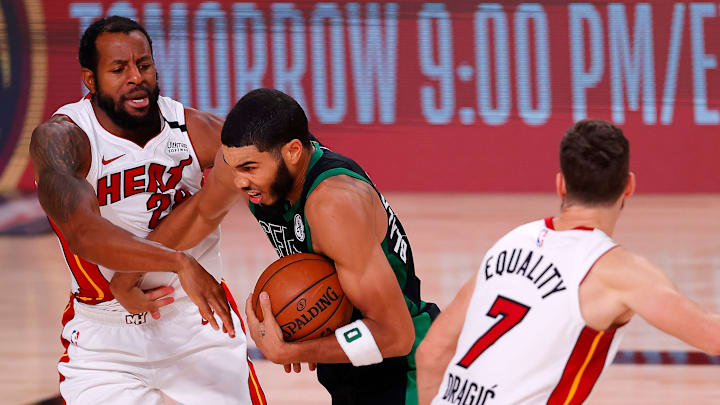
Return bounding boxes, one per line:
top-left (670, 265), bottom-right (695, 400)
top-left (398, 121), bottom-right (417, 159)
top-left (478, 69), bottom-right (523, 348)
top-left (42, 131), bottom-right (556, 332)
top-left (252, 253), bottom-right (353, 342)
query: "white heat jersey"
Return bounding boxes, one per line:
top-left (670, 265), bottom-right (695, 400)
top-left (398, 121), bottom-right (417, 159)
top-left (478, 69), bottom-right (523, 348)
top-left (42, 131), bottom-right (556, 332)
top-left (52, 96), bottom-right (221, 309)
top-left (432, 218), bottom-right (624, 405)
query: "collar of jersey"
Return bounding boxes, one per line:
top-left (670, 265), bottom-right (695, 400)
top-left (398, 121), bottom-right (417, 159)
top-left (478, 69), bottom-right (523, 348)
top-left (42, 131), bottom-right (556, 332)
top-left (281, 141), bottom-right (324, 222)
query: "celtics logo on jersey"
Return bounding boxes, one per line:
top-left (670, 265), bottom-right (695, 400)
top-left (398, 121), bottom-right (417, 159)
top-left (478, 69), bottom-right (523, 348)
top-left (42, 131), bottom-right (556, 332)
top-left (294, 214), bottom-right (305, 242)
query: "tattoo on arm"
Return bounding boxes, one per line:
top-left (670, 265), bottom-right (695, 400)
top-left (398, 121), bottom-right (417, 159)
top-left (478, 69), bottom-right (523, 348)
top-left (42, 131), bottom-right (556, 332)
top-left (30, 117), bottom-right (94, 223)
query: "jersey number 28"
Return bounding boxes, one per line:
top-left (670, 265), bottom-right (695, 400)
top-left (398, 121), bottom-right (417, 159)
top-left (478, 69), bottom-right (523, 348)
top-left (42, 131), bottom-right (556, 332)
top-left (457, 295), bottom-right (531, 368)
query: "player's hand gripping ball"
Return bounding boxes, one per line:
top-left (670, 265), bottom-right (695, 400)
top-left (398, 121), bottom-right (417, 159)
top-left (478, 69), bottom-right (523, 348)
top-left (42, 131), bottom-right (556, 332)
top-left (252, 253), bottom-right (353, 342)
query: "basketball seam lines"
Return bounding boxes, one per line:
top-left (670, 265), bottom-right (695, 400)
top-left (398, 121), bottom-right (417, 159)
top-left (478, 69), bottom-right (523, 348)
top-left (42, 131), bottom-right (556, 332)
top-left (257, 258), bottom-right (331, 300)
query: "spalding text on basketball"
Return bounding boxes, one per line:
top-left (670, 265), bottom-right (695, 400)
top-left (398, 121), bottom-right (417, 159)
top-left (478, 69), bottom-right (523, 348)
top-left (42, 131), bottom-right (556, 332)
top-left (280, 286), bottom-right (341, 339)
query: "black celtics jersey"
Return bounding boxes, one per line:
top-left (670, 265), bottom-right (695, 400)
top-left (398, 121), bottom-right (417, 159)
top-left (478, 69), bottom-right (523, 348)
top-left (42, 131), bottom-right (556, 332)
top-left (249, 142), bottom-right (439, 404)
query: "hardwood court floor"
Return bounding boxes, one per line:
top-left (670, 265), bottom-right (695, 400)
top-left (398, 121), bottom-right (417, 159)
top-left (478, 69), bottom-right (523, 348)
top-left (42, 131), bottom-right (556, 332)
top-left (1, 194), bottom-right (719, 404)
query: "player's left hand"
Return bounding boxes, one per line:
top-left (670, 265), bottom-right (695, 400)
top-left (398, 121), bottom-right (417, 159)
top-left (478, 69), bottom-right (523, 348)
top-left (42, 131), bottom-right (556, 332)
top-left (245, 291), bottom-right (288, 363)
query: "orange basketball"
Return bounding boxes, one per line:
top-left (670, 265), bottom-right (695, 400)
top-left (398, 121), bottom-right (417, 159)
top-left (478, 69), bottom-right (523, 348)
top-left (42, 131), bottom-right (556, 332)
top-left (252, 253), bottom-right (353, 342)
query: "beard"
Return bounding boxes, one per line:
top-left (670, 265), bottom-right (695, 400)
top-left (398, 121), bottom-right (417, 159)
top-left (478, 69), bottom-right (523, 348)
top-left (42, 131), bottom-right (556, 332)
top-left (94, 80), bottom-right (161, 132)
top-left (267, 158), bottom-right (295, 208)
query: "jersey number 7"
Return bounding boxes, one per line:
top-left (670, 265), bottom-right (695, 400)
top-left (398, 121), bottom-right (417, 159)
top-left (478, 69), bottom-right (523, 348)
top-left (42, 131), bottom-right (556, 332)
top-left (457, 295), bottom-right (531, 368)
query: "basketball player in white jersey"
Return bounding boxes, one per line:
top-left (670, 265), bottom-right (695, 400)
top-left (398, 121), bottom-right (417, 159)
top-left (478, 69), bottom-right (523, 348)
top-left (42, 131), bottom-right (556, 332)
top-left (29, 16), bottom-right (264, 404)
top-left (416, 119), bottom-right (720, 405)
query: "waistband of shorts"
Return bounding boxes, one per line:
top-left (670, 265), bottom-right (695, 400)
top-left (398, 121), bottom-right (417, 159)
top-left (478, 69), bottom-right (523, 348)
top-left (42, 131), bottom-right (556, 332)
top-left (73, 296), bottom-right (191, 326)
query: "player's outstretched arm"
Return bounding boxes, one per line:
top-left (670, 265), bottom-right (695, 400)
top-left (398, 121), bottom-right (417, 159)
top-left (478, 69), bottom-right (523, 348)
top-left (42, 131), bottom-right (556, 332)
top-left (32, 115), bottom-right (234, 336)
top-left (416, 274), bottom-right (477, 405)
top-left (31, 116), bottom-right (186, 271)
top-left (593, 247), bottom-right (720, 354)
top-left (145, 108), bottom-right (244, 250)
top-left (145, 148), bottom-right (242, 250)
top-left (245, 176), bottom-right (415, 364)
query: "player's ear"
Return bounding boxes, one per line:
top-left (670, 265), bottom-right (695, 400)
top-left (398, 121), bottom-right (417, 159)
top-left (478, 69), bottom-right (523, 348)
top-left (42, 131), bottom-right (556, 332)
top-left (555, 173), bottom-right (567, 198)
top-left (624, 172), bottom-right (636, 198)
top-left (82, 68), bottom-right (96, 95)
top-left (282, 139), bottom-right (304, 165)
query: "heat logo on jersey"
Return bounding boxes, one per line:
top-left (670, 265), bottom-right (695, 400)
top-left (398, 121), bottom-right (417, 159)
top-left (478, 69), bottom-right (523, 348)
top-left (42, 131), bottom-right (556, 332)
top-left (96, 156), bottom-right (194, 229)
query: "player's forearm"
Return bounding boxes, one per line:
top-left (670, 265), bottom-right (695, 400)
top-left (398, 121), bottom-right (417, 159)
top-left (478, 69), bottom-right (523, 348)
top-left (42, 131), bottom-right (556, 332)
top-left (361, 316), bottom-right (415, 358)
top-left (416, 339), bottom-right (453, 405)
top-left (417, 364), bottom-right (445, 405)
top-left (276, 335), bottom-right (351, 364)
top-left (147, 174), bottom-right (240, 250)
top-left (273, 317), bottom-right (413, 364)
top-left (146, 192), bottom-right (218, 250)
top-left (66, 214), bottom-right (187, 273)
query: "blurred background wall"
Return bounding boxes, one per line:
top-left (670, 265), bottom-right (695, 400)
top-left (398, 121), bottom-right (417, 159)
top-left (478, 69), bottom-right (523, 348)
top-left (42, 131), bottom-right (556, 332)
top-left (1, 0), bottom-right (719, 196)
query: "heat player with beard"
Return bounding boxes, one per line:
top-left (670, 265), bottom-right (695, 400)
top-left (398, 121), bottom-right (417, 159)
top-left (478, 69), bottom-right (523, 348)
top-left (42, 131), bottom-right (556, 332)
top-left (30, 16), bottom-right (265, 405)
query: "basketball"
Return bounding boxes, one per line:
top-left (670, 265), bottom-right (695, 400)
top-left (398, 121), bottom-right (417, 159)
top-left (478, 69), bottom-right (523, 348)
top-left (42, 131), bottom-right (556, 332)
top-left (252, 253), bottom-right (353, 342)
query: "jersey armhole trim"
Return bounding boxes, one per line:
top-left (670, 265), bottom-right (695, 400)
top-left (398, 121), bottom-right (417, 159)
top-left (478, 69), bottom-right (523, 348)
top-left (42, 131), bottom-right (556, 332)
top-left (579, 245), bottom-right (619, 286)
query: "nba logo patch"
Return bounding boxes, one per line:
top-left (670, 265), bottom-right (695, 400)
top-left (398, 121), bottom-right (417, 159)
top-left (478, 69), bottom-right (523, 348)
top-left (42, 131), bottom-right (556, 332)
top-left (70, 330), bottom-right (80, 345)
top-left (537, 229), bottom-right (549, 247)
top-left (294, 214), bottom-right (305, 242)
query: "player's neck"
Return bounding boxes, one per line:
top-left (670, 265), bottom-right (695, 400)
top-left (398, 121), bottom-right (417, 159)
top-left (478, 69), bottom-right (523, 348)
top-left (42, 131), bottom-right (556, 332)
top-left (554, 204), bottom-right (620, 236)
top-left (91, 100), bottom-right (161, 146)
top-left (286, 144), bottom-right (315, 205)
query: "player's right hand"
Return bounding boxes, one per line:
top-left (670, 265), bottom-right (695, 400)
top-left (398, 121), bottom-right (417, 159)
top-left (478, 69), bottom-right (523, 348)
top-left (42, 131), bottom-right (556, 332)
top-left (282, 362), bottom-right (316, 373)
top-left (177, 253), bottom-right (236, 338)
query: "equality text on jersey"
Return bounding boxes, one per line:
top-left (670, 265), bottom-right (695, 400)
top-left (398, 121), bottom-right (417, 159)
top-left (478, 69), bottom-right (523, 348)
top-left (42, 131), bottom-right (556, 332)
top-left (483, 248), bottom-right (567, 300)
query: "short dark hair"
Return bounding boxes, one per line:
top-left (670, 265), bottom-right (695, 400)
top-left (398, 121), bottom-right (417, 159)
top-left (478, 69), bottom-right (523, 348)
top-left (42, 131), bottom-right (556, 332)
top-left (560, 119), bottom-right (630, 206)
top-left (221, 88), bottom-right (311, 153)
top-left (79, 16), bottom-right (153, 73)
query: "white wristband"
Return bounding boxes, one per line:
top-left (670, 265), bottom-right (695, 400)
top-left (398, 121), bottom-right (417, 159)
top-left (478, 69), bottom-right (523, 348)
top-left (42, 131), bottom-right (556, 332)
top-left (335, 320), bottom-right (383, 367)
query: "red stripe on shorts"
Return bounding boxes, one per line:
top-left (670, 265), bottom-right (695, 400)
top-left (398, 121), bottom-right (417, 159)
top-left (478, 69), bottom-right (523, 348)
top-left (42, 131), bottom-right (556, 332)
top-left (222, 280), bottom-right (267, 405)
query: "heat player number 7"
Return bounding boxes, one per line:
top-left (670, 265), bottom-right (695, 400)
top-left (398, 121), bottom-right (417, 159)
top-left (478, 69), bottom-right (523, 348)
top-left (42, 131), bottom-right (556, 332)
top-left (456, 295), bottom-right (531, 368)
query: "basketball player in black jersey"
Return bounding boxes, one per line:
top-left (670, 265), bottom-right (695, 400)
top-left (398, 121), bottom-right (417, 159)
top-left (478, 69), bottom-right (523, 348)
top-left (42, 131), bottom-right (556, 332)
top-left (110, 88), bottom-right (439, 404)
